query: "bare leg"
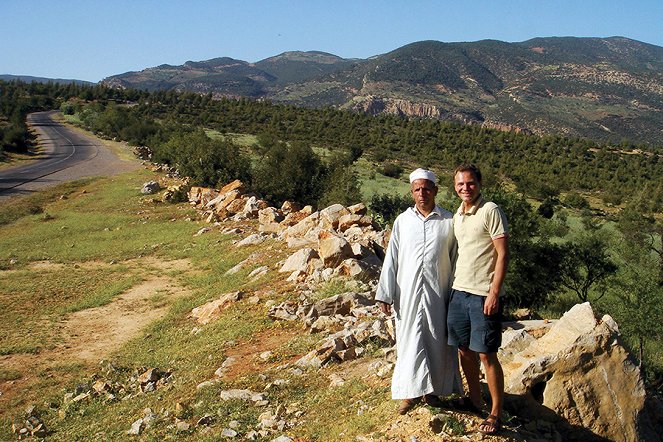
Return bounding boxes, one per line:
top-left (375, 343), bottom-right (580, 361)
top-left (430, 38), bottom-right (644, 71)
top-left (458, 347), bottom-right (483, 409)
top-left (479, 352), bottom-right (504, 419)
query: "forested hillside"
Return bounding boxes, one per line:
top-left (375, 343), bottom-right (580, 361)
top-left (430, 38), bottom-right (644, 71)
top-left (102, 37), bottom-right (663, 146)
top-left (4, 79), bottom-right (661, 210)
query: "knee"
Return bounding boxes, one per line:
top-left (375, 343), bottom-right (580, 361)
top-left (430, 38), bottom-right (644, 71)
top-left (479, 352), bottom-right (499, 367)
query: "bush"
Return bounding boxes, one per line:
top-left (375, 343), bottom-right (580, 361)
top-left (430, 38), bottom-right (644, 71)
top-left (318, 160), bottom-right (362, 208)
top-left (484, 186), bottom-right (567, 309)
top-left (153, 130), bottom-right (250, 188)
top-left (251, 138), bottom-right (325, 206)
top-left (379, 163), bottom-right (404, 178)
top-left (564, 192), bottom-right (590, 209)
top-left (369, 192), bottom-right (412, 228)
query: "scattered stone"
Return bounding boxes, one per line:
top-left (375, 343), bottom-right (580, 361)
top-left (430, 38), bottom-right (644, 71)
top-left (236, 233), bottom-right (267, 247)
top-left (194, 227), bottom-right (211, 236)
top-left (127, 418), bottom-right (143, 435)
top-left (196, 380), bottom-right (218, 390)
top-left (249, 266), bottom-right (269, 278)
top-left (190, 292), bottom-right (243, 324)
top-left (176, 421), bottom-right (191, 433)
top-left (221, 428), bottom-right (238, 437)
top-left (329, 373), bottom-right (345, 387)
top-left (141, 181), bottom-right (161, 194)
top-left (219, 389), bottom-right (263, 401)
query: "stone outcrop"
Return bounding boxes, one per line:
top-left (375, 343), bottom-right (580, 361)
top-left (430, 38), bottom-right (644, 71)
top-left (187, 181), bottom-right (386, 286)
top-left (353, 96), bottom-right (444, 119)
top-left (500, 302), bottom-right (650, 442)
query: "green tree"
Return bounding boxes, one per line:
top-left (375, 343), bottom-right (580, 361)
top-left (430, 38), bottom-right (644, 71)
top-left (564, 192), bottom-right (590, 209)
top-left (558, 229), bottom-right (618, 302)
top-left (604, 238), bottom-right (663, 381)
top-left (369, 192), bottom-right (412, 228)
top-left (618, 201), bottom-right (663, 286)
top-left (484, 186), bottom-right (566, 309)
top-left (251, 138), bottom-right (325, 206)
top-left (318, 152), bottom-right (362, 208)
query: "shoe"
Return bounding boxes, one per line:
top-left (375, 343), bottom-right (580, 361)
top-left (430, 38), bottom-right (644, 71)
top-left (398, 397), bottom-right (421, 415)
top-left (478, 414), bottom-right (502, 435)
top-left (440, 396), bottom-right (482, 414)
top-left (423, 394), bottom-right (445, 408)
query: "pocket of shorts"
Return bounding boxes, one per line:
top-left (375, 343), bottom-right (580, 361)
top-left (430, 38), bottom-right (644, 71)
top-left (483, 326), bottom-right (502, 349)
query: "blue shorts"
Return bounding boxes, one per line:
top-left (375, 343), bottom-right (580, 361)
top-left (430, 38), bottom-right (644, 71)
top-left (447, 289), bottom-right (502, 353)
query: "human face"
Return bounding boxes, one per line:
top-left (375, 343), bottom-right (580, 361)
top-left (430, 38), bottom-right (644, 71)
top-left (454, 171), bottom-right (481, 207)
top-left (411, 179), bottom-right (438, 215)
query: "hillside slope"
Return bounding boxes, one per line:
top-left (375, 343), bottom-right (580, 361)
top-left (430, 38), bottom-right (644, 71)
top-left (101, 38), bottom-right (663, 146)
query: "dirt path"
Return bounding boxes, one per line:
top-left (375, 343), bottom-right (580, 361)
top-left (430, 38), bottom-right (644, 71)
top-left (0, 258), bottom-right (193, 412)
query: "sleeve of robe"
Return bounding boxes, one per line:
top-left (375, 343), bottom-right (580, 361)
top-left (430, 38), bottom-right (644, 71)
top-left (447, 223), bottom-right (458, 298)
top-left (375, 215), bottom-right (401, 307)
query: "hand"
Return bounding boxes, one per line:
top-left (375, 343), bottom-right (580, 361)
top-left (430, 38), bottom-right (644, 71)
top-left (377, 301), bottom-right (392, 316)
top-left (483, 294), bottom-right (499, 316)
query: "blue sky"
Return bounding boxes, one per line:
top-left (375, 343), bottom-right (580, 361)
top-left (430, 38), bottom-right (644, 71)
top-left (2, 0), bottom-right (662, 82)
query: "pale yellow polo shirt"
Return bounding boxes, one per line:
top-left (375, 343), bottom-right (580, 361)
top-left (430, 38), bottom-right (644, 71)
top-left (452, 196), bottom-right (508, 297)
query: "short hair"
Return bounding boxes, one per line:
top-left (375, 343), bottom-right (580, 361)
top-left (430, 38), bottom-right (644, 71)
top-left (453, 163), bottom-right (482, 183)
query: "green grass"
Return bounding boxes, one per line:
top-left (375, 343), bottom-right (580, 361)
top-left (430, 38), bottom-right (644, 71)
top-left (0, 165), bottom-right (336, 440)
top-left (204, 129), bottom-right (258, 148)
top-left (0, 265), bottom-right (141, 355)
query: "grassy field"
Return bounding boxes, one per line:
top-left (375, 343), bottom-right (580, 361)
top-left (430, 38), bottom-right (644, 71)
top-left (0, 167), bottom-right (401, 441)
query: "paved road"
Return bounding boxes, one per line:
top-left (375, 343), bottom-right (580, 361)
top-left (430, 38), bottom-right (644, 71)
top-left (0, 111), bottom-right (140, 200)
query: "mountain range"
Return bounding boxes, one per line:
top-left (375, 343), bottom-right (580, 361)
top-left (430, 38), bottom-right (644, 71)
top-left (0, 74), bottom-right (93, 86)
top-left (15, 37), bottom-right (663, 147)
top-left (101, 37), bottom-right (663, 146)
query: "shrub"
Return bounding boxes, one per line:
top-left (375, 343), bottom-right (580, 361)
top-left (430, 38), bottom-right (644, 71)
top-left (379, 163), bottom-right (404, 178)
top-left (564, 192), bottom-right (590, 209)
top-left (153, 130), bottom-right (250, 188)
top-left (251, 138), bottom-right (325, 206)
top-left (369, 192), bottom-right (412, 228)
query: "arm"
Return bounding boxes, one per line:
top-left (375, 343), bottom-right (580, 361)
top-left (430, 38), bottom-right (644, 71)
top-left (485, 236), bottom-right (508, 315)
top-left (377, 300), bottom-right (392, 316)
top-left (376, 218), bottom-right (401, 316)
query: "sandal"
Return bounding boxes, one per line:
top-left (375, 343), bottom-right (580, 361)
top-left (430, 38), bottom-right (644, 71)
top-left (398, 397), bottom-right (421, 415)
top-left (440, 396), bottom-right (482, 414)
top-left (478, 414), bottom-right (502, 435)
top-left (423, 394), bottom-right (445, 408)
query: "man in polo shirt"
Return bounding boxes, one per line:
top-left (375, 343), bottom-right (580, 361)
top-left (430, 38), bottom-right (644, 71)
top-left (447, 163), bottom-right (508, 435)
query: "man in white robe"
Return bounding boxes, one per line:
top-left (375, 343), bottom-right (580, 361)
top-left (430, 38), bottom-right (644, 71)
top-left (376, 168), bottom-right (462, 414)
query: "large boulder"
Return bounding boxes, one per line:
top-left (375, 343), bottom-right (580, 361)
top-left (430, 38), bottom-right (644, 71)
top-left (279, 248), bottom-right (318, 274)
top-left (318, 232), bottom-right (353, 268)
top-left (319, 204), bottom-right (350, 230)
top-left (501, 302), bottom-right (649, 442)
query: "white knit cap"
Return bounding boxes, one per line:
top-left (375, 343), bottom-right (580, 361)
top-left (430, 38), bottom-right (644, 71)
top-left (409, 168), bottom-right (437, 185)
